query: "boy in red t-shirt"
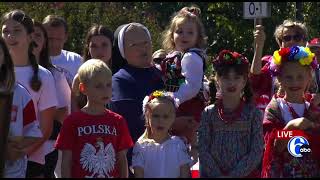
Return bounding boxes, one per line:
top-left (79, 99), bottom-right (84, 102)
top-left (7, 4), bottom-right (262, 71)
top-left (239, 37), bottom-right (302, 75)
top-left (55, 59), bottom-right (133, 178)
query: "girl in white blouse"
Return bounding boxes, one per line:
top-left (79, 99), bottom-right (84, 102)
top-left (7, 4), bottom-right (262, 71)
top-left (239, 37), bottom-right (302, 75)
top-left (131, 90), bottom-right (192, 178)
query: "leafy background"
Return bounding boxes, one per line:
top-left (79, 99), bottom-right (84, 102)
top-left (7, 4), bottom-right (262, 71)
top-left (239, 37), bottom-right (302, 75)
top-left (0, 2), bottom-right (319, 76)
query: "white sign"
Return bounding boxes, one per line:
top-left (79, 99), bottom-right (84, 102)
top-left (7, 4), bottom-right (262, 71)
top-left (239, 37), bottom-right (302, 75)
top-left (243, 2), bottom-right (271, 19)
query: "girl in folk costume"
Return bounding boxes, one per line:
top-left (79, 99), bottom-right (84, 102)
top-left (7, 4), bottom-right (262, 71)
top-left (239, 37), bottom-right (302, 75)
top-left (131, 90), bottom-right (192, 178)
top-left (198, 50), bottom-right (264, 178)
top-left (161, 5), bottom-right (207, 151)
top-left (250, 20), bottom-right (308, 114)
top-left (262, 46), bottom-right (320, 177)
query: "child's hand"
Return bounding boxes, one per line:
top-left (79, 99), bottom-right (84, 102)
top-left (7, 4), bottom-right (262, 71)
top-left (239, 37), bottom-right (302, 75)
top-left (285, 117), bottom-right (316, 130)
top-left (310, 93), bottom-right (320, 107)
top-left (308, 93), bottom-right (320, 122)
top-left (254, 25), bottom-right (265, 48)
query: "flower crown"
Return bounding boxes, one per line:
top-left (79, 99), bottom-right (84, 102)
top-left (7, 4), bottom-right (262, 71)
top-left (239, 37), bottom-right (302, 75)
top-left (270, 46), bottom-right (318, 75)
top-left (142, 90), bottom-right (174, 114)
top-left (212, 50), bottom-right (249, 68)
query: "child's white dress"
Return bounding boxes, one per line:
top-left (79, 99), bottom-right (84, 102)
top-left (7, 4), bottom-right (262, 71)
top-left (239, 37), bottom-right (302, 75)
top-left (131, 136), bottom-right (192, 178)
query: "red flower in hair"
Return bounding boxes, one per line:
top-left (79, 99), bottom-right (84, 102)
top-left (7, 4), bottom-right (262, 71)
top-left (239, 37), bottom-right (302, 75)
top-left (278, 47), bottom-right (290, 61)
top-left (232, 52), bottom-right (241, 59)
top-left (213, 49), bottom-right (249, 67)
top-left (278, 47), bottom-right (290, 56)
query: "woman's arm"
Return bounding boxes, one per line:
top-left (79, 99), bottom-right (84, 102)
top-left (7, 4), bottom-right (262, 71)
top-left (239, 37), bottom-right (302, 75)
top-left (117, 149), bottom-right (129, 178)
top-left (26, 107), bottom-right (56, 154)
top-left (250, 25), bottom-right (265, 75)
top-left (55, 107), bottom-right (68, 124)
top-left (61, 150), bottom-right (72, 178)
top-left (39, 107), bottom-right (56, 140)
top-left (71, 74), bottom-right (81, 112)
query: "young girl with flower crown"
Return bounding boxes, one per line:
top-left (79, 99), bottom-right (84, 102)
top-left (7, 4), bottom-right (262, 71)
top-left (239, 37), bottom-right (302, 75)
top-left (161, 5), bottom-right (207, 153)
top-left (198, 50), bottom-right (264, 178)
top-left (131, 90), bottom-right (192, 178)
top-left (262, 46), bottom-right (320, 177)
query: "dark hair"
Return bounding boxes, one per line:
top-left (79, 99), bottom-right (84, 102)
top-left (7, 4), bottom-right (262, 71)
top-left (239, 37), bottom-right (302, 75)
top-left (42, 15), bottom-right (68, 33)
top-left (82, 24), bottom-right (113, 66)
top-left (1, 10), bottom-right (41, 91)
top-left (33, 20), bottom-right (54, 70)
top-left (210, 50), bottom-right (253, 104)
top-left (0, 37), bottom-right (15, 93)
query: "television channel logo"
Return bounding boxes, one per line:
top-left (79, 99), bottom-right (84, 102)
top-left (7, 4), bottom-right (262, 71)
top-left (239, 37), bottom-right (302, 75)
top-left (287, 136), bottom-right (311, 158)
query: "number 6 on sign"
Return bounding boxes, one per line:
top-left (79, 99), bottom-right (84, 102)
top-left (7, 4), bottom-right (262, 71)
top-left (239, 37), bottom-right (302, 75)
top-left (243, 2), bottom-right (271, 19)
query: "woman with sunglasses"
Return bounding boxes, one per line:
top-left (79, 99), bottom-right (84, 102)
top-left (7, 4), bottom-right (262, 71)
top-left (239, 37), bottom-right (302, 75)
top-left (249, 19), bottom-right (308, 114)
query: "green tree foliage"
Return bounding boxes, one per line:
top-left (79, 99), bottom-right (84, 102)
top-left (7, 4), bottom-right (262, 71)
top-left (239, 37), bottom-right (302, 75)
top-left (0, 2), bottom-right (319, 76)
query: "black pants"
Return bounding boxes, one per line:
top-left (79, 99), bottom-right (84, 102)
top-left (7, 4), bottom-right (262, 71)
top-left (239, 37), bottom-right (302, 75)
top-left (44, 149), bottom-right (58, 178)
top-left (26, 161), bottom-right (45, 178)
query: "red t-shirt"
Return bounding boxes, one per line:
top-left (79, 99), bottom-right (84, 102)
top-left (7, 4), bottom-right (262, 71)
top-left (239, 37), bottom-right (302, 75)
top-left (55, 109), bottom-right (134, 178)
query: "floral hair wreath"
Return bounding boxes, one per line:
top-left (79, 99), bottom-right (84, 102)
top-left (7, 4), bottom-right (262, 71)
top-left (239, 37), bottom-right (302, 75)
top-left (212, 49), bottom-right (249, 68)
top-left (269, 46), bottom-right (318, 76)
top-left (142, 90), bottom-right (175, 115)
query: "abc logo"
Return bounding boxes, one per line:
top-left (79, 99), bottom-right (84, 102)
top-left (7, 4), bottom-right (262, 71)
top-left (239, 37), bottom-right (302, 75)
top-left (287, 136), bottom-right (311, 157)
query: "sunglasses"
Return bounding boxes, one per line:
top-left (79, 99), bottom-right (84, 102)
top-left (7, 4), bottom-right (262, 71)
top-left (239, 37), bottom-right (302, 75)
top-left (282, 34), bottom-right (304, 42)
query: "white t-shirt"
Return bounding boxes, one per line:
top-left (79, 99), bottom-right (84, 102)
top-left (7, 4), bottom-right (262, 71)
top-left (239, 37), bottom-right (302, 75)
top-left (50, 50), bottom-right (83, 81)
top-left (5, 83), bottom-right (42, 178)
top-left (47, 67), bottom-right (72, 153)
top-left (131, 136), bottom-right (192, 178)
top-left (50, 67), bottom-right (71, 113)
top-left (14, 65), bottom-right (58, 164)
top-left (277, 98), bottom-right (310, 123)
top-left (173, 50), bottom-right (204, 107)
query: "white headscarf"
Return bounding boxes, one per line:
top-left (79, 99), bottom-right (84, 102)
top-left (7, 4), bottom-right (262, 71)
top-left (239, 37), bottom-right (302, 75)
top-left (117, 23), bottom-right (152, 59)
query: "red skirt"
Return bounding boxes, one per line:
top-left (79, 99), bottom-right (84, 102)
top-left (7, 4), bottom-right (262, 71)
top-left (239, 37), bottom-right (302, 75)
top-left (171, 95), bottom-right (205, 143)
top-left (176, 95), bottom-right (205, 123)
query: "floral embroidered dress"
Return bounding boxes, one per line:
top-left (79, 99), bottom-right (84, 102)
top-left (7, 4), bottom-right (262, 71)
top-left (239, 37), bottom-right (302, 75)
top-left (160, 48), bottom-right (206, 122)
top-left (198, 103), bottom-right (264, 177)
top-left (262, 97), bottom-right (320, 178)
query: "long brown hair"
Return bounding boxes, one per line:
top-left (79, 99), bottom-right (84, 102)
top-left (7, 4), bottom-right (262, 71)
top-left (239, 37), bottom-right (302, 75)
top-left (0, 38), bottom-right (14, 178)
top-left (33, 20), bottom-right (54, 70)
top-left (1, 10), bottom-right (41, 91)
top-left (0, 37), bottom-right (15, 93)
top-left (210, 50), bottom-right (253, 104)
top-left (82, 24), bottom-right (113, 67)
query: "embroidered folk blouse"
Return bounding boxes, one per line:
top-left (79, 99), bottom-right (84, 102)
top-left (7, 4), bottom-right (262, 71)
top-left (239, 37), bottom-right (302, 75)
top-left (198, 103), bottom-right (264, 177)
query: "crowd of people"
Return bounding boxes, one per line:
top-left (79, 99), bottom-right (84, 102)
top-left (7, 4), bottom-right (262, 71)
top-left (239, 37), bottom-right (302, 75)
top-left (1, 4), bottom-right (320, 178)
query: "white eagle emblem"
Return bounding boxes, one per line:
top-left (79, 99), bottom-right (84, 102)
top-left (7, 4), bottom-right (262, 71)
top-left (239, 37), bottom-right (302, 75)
top-left (80, 139), bottom-right (116, 178)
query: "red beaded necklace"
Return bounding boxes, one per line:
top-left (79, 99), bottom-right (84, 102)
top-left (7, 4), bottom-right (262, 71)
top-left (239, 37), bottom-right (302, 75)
top-left (217, 98), bottom-right (245, 123)
top-left (283, 98), bottom-right (307, 119)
